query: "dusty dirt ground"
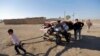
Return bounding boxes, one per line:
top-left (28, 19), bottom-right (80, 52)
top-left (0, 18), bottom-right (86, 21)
top-left (0, 20), bottom-right (100, 56)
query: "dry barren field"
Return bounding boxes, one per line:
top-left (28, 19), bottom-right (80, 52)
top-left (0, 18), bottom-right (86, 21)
top-left (0, 20), bottom-right (100, 56)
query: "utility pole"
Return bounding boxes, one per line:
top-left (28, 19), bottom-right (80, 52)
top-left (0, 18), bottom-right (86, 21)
top-left (64, 11), bottom-right (66, 20)
top-left (72, 12), bottom-right (75, 20)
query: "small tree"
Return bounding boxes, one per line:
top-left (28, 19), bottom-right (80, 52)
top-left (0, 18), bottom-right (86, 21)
top-left (65, 15), bottom-right (71, 20)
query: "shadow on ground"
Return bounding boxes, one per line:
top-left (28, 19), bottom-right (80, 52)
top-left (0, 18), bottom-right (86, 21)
top-left (21, 36), bottom-right (45, 45)
top-left (44, 35), bottom-right (100, 56)
top-left (21, 52), bottom-right (45, 56)
top-left (8, 35), bottom-right (100, 56)
top-left (21, 52), bottom-right (35, 56)
top-left (0, 54), bottom-right (8, 56)
top-left (21, 36), bottom-right (43, 42)
top-left (44, 45), bottom-right (58, 56)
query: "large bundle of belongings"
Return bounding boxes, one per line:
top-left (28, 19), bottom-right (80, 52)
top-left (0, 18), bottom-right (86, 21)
top-left (43, 21), bottom-right (74, 31)
top-left (40, 20), bottom-right (74, 44)
top-left (61, 21), bottom-right (74, 30)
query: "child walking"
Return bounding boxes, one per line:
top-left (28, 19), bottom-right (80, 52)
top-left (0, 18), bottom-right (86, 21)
top-left (8, 29), bottom-right (27, 55)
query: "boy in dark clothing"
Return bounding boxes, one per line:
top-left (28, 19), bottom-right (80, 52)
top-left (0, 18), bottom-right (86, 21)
top-left (54, 20), bottom-right (70, 44)
top-left (54, 20), bottom-right (63, 44)
top-left (74, 19), bottom-right (84, 40)
top-left (61, 21), bottom-right (70, 43)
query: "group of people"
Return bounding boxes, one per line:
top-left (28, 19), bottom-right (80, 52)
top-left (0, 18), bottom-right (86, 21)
top-left (43, 19), bottom-right (84, 45)
top-left (7, 19), bottom-right (85, 55)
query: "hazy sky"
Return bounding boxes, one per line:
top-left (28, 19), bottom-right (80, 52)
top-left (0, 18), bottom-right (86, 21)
top-left (0, 0), bottom-right (100, 19)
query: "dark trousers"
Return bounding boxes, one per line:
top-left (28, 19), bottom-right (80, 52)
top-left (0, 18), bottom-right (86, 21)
top-left (74, 29), bottom-right (81, 40)
top-left (61, 31), bottom-right (70, 43)
top-left (55, 31), bottom-right (70, 44)
top-left (55, 32), bottom-right (61, 44)
top-left (14, 44), bottom-right (26, 54)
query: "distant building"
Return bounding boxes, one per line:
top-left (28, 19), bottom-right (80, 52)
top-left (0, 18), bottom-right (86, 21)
top-left (46, 18), bottom-right (63, 21)
top-left (3, 17), bottom-right (46, 25)
top-left (0, 20), bottom-right (3, 23)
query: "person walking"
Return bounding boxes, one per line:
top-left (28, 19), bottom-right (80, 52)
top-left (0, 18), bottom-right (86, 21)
top-left (86, 19), bottom-right (92, 32)
top-left (8, 29), bottom-right (27, 55)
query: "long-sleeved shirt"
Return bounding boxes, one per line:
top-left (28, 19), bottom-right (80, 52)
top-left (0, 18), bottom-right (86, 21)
top-left (74, 22), bottom-right (84, 30)
top-left (10, 34), bottom-right (20, 45)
